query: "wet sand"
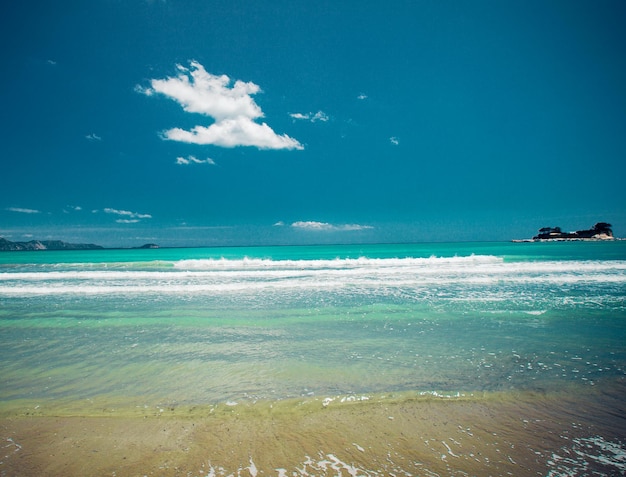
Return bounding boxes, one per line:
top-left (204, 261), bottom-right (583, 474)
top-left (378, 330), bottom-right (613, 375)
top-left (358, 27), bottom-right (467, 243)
top-left (2, 388), bottom-right (625, 476)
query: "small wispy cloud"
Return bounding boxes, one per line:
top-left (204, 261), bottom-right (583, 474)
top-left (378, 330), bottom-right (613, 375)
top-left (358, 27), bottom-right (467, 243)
top-left (86, 133), bottom-right (102, 141)
top-left (291, 221), bottom-right (373, 232)
top-left (175, 155), bottom-right (216, 166)
top-left (289, 111), bottom-right (329, 123)
top-left (5, 207), bottom-right (41, 214)
top-left (357, 93), bottom-right (368, 100)
top-left (291, 221), bottom-right (334, 231)
top-left (47, 59), bottom-right (57, 66)
top-left (63, 205), bottom-right (83, 214)
top-left (103, 208), bottom-right (152, 224)
top-left (390, 136), bottom-right (399, 146)
top-left (139, 61), bottom-right (303, 150)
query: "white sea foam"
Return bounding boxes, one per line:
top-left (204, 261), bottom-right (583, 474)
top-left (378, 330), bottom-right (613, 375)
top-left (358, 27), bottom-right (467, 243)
top-left (0, 256), bottom-right (625, 298)
top-left (202, 451), bottom-right (427, 476)
top-left (546, 436), bottom-right (626, 476)
top-left (172, 254), bottom-right (503, 271)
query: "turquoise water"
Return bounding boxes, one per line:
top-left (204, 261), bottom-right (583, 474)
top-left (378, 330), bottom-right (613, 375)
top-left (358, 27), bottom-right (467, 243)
top-left (1, 241), bottom-right (625, 408)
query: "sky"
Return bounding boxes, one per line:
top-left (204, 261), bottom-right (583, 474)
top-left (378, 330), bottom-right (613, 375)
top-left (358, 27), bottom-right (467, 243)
top-left (1, 0), bottom-right (625, 247)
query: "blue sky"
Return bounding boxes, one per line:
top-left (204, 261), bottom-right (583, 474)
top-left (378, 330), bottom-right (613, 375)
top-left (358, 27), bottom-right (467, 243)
top-left (2, 0), bottom-right (625, 247)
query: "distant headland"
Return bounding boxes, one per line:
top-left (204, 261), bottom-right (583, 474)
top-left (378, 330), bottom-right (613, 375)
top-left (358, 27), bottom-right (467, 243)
top-left (514, 222), bottom-right (616, 242)
top-left (0, 237), bottom-right (160, 251)
top-left (0, 237), bottom-right (104, 251)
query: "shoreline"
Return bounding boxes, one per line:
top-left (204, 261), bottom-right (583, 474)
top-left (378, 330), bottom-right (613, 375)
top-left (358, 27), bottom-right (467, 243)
top-left (0, 384), bottom-right (612, 418)
top-left (0, 388), bottom-right (564, 420)
top-left (1, 386), bottom-right (625, 476)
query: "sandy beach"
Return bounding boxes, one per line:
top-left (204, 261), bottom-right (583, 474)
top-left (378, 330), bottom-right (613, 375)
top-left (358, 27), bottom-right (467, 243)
top-left (2, 387), bottom-right (624, 477)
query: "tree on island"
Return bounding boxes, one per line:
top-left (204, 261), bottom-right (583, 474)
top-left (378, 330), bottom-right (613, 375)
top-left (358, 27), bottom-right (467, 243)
top-left (592, 222), bottom-right (612, 234)
top-left (576, 222), bottom-right (613, 239)
top-left (535, 227), bottom-right (562, 239)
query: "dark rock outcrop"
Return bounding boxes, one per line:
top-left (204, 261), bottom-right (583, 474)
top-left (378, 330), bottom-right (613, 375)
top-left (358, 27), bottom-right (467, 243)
top-left (531, 222), bottom-right (614, 241)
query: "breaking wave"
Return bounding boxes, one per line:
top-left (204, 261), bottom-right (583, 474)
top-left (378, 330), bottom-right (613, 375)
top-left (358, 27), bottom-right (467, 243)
top-left (0, 256), bottom-right (625, 309)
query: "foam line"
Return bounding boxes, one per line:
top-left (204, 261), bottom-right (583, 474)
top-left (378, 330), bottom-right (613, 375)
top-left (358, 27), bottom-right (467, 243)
top-left (1, 256), bottom-right (625, 296)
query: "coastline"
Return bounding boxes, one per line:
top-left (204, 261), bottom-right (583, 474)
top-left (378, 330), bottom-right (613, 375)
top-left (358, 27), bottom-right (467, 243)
top-left (1, 386), bottom-right (625, 476)
top-left (512, 237), bottom-right (621, 242)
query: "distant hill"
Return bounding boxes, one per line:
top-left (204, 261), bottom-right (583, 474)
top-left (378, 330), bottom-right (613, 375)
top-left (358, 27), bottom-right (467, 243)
top-left (135, 243), bottom-right (160, 249)
top-left (0, 237), bottom-right (104, 251)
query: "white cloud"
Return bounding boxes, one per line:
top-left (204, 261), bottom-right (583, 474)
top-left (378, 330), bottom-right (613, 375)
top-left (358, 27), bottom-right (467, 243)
top-left (141, 61), bottom-right (303, 150)
top-left (273, 221), bottom-right (285, 227)
top-left (149, 62), bottom-right (262, 120)
top-left (342, 224), bottom-right (374, 231)
top-left (6, 207), bottom-right (41, 214)
top-left (289, 113), bottom-right (309, 120)
top-left (292, 221), bottom-right (334, 231)
top-left (164, 117), bottom-right (302, 149)
top-left (104, 208), bottom-right (152, 223)
top-left (357, 93), bottom-right (368, 100)
top-left (312, 111), bottom-right (329, 122)
top-left (175, 155), bottom-right (216, 165)
top-left (390, 136), bottom-right (399, 146)
top-left (86, 133), bottom-right (102, 141)
top-left (291, 221), bottom-right (373, 232)
top-left (289, 111), bottom-right (329, 123)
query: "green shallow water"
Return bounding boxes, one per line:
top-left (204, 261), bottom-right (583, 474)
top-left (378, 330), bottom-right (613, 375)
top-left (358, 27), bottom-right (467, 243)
top-left (1, 301), bottom-right (624, 410)
top-left (1, 241), bottom-right (625, 412)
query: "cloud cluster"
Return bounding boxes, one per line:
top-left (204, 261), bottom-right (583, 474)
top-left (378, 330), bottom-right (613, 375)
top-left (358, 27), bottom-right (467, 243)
top-left (103, 208), bottom-right (152, 224)
top-left (175, 155), bottom-right (216, 166)
top-left (289, 111), bottom-right (329, 123)
top-left (290, 221), bottom-right (373, 232)
top-left (141, 61), bottom-right (303, 150)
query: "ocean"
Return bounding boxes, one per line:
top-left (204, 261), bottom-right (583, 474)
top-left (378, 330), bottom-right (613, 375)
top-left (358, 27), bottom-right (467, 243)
top-left (1, 241), bottom-right (625, 476)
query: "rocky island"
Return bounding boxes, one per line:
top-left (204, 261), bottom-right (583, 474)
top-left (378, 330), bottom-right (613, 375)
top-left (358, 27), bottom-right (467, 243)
top-left (515, 222), bottom-right (615, 242)
top-left (0, 237), bottom-right (104, 251)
